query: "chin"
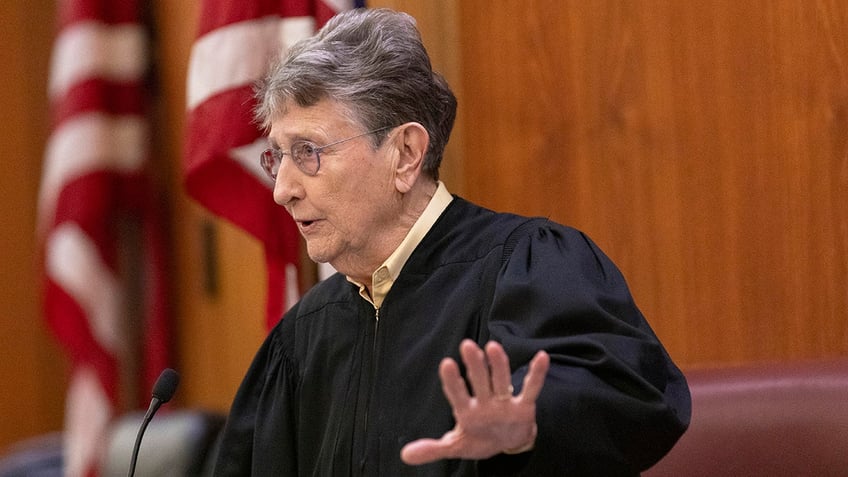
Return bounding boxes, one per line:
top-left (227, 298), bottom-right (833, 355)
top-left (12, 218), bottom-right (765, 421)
top-left (304, 242), bottom-right (332, 265)
top-left (306, 251), bottom-right (328, 264)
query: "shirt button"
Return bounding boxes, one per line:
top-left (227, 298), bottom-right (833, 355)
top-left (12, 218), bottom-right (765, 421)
top-left (376, 268), bottom-right (389, 281)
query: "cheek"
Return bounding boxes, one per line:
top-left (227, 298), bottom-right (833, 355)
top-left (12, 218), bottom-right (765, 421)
top-left (324, 168), bottom-right (384, 209)
top-left (316, 154), bottom-right (397, 228)
top-left (315, 183), bottom-right (361, 231)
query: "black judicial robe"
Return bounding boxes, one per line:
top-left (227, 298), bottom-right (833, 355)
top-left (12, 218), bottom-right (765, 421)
top-left (213, 196), bottom-right (691, 476)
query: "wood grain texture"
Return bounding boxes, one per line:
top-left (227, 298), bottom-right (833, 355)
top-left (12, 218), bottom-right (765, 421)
top-left (456, 0), bottom-right (848, 366)
top-left (0, 0), bottom-right (68, 450)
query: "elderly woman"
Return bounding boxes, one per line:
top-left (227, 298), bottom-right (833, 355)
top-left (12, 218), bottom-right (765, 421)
top-left (213, 8), bottom-right (690, 476)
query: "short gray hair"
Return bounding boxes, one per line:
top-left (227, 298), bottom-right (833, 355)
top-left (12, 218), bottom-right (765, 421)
top-left (254, 8), bottom-right (457, 180)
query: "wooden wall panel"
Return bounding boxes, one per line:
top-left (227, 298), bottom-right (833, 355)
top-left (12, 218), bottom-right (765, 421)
top-left (0, 0), bottom-right (68, 450)
top-left (456, 0), bottom-right (848, 367)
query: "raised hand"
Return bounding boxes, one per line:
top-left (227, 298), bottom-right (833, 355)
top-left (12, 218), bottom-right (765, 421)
top-left (401, 339), bottom-right (550, 465)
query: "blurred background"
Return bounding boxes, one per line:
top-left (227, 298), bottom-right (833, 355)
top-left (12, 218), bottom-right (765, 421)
top-left (1, 0), bottom-right (846, 459)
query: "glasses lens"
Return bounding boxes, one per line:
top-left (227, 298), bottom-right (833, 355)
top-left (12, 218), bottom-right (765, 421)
top-left (292, 141), bottom-right (319, 175)
top-left (261, 148), bottom-right (282, 179)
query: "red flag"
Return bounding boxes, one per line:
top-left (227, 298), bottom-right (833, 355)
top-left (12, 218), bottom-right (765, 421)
top-left (184, 1), bottom-right (357, 330)
top-left (38, 1), bottom-right (171, 475)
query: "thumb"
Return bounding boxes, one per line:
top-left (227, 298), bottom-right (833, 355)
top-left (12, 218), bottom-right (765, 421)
top-left (400, 437), bottom-right (452, 466)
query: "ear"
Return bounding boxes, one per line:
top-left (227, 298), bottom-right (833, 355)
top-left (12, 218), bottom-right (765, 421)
top-left (393, 122), bottom-right (429, 194)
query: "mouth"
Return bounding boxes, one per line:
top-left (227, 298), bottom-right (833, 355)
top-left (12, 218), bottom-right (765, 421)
top-left (296, 219), bottom-right (320, 233)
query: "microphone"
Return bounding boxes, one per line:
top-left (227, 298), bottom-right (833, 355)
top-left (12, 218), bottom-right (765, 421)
top-left (127, 368), bottom-right (180, 477)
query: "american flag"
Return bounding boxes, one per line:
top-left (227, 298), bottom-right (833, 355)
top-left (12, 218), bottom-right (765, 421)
top-left (185, 0), bottom-right (362, 329)
top-left (38, 0), bottom-right (170, 475)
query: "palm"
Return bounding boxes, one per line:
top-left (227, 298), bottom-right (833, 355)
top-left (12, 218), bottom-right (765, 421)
top-left (401, 340), bottom-right (550, 464)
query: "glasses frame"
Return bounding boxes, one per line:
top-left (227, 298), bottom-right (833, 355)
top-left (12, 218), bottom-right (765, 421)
top-left (260, 126), bottom-right (392, 179)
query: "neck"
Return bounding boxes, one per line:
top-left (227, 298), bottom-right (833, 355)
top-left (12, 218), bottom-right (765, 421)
top-left (341, 179), bottom-right (438, 290)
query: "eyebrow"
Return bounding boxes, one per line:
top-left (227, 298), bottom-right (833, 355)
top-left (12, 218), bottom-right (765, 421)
top-left (268, 132), bottom-right (319, 150)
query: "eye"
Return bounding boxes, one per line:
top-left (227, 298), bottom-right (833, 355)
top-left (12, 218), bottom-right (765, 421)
top-left (289, 140), bottom-right (321, 175)
top-left (293, 141), bottom-right (317, 160)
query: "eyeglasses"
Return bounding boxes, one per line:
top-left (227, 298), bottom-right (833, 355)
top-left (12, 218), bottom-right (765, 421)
top-left (260, 127), bottom-right (391, 179)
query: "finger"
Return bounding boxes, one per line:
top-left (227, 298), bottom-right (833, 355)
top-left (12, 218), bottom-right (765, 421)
top-left (459, 339), bottom-right (493, 399)
top-left (518, 350), bottom-right (550, 403)
top-left (484, 341), bottom-right (513, 398)
top-left (439, 357), bottom-right (471, 411)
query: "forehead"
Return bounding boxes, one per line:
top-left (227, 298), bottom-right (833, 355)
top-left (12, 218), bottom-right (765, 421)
top-left (268, 98), bottom-right (359, 141)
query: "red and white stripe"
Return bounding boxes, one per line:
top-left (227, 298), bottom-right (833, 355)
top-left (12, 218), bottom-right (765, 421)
top-left (39, 1), bottom-right (170, 475)
top-left (185, 0), bottom-right (355, 329)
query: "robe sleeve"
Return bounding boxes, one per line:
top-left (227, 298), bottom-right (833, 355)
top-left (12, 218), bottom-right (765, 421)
top-left (212, 311), bottom-right (300, 477)
top-left (481, 223), bottom-right (691, 476)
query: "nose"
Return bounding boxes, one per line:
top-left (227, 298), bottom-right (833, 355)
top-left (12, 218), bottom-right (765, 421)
top-left (272, 156), bottom-right (304, 206)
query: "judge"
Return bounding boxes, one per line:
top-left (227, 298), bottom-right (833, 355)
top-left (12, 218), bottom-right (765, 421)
top-left (213, 8), bottom-right (690, 476)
